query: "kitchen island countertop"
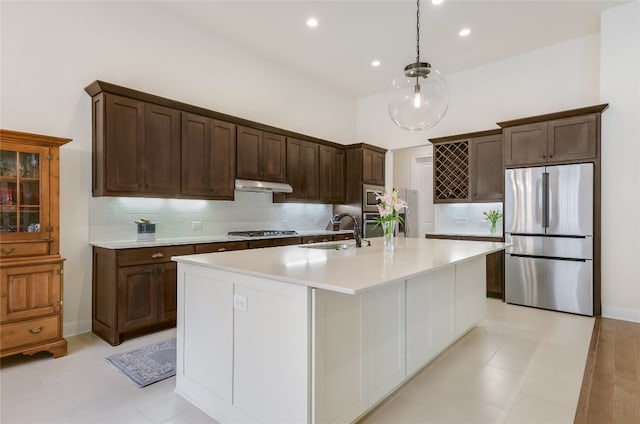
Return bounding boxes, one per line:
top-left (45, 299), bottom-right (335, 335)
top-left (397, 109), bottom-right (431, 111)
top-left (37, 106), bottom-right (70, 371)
top-left (172, 237), bottom-right (508, 294)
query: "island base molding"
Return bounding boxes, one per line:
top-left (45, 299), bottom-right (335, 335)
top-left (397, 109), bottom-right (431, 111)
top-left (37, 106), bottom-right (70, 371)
top-left (175, 255), bottom-right (487, 423)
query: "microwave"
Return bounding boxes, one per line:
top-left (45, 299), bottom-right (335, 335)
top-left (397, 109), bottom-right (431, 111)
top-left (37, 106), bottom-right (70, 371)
top-left (362, 184), bottom-right (384, 212)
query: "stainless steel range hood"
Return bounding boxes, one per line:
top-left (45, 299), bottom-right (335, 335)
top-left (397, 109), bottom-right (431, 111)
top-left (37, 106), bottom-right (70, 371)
top-left (234, 179), bottom-right (293, 193)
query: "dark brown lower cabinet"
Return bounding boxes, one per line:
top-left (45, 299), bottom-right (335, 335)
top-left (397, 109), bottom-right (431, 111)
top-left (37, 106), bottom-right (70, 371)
top-left (425, 234), bottom-right (505, 299)
top-left (485, 250), bottom-right (504, 299)
top-left (92, 245), bottom-right (194, 345)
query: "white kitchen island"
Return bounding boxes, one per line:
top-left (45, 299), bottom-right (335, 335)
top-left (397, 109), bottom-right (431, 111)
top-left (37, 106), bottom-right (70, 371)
top-left (172, 237), bottom-right (508, 424)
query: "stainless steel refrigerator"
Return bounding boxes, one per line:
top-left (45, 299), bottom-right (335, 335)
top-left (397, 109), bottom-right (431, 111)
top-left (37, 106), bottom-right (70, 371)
top-left (396, 188), bottom-right (419, 238)
top-left (504, 163), bottom-right (594, 316)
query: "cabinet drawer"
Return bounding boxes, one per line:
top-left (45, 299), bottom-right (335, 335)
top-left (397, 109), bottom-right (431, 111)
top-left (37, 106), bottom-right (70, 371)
top-left (195, 241), bottom-right (249, 254)
top-left (333, 233), bottom-right (354, 241)
top-left (117, 245), bottom-right (194, 267)
top-left (0, 315), bottom-right (61, 351)
top-left (0, 242), bottom-right (49, 259)
top-left (301, 235), bottom-right (332, 244)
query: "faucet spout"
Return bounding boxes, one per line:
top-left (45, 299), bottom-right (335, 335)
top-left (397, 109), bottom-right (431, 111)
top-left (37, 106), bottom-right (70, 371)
top-left (332, 213), bottom-right (362, 248)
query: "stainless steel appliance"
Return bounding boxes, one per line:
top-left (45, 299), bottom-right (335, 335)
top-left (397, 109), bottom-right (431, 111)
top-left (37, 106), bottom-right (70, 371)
top-left (504, 163), bottom-right (594, 316)
top-left (363, 213), bottom-right (383, 238)
top-left (362, 188), bottom-right (419, 238)
top-left (396, 188), bottom-right (419, 237)
top-left (362, 184), bottom-right (384, 212)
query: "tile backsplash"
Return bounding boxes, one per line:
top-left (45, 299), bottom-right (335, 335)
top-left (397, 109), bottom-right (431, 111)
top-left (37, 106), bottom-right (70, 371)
top-left (89, 191), bottom-right (332, 242)
top-left (434, 202), bottom-right (503, 235)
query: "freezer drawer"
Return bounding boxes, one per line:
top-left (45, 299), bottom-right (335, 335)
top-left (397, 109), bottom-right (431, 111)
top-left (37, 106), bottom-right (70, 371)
top-left (506, 234), bottom-right (593, 260)
top-left (505, 255), bottom-right (593, 316)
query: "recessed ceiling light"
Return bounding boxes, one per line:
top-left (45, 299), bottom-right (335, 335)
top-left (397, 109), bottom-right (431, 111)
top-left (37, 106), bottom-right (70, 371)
top-left (371, 60), bottom-right (381, 67)
top-left (459, 28), bottom-right (471, 37)
top-left (432, 0), bottom-right (445, 5)
top-left (306, 17), bottom-right (318, 28)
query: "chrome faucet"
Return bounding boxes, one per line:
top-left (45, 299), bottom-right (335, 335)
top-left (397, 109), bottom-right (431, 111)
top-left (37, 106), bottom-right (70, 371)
top-left (332, 213), bottom-right (362, 248)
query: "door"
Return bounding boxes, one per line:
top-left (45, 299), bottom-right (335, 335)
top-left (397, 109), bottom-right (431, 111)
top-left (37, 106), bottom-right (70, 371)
top-left (505, 255), bottom-right (593, 315)
top-left (236, 126), bottom-right (262, 180)
top-left (118, 265), bottom-right (158, 331)
top-left (1, 262), bottom-right (61, 322)
top-left (470, 134), bottom-right (504, 201)
top-left (157, 262), bottom-right (178, 323)
top-left (261, 132), bottom-right (286, 182)
top-left (546, 163), bottom-right (593, 236)
top-left (505, 167), bottom-right (545, 234)
top-left (144, 103), bottom-right (181, 194)
top-left (104, 94), bottom-right (145, 193)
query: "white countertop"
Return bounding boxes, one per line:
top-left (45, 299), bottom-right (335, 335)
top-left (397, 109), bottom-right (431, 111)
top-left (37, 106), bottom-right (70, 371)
top-left (172, 237), bottom-right (509, 295)
top-left (90, 230), bottom-right (352, 249)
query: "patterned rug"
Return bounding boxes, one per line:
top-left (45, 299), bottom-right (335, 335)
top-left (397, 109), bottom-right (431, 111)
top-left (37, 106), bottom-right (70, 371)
top-left (105, 338), bottom-right (176, 387)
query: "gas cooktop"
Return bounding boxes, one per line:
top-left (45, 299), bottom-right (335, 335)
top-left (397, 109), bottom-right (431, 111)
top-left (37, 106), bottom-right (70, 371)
top-left (227, 230), bottom-right (298, 237)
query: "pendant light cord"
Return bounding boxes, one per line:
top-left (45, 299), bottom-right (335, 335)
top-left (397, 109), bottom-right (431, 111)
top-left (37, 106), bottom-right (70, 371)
top-left (416, 0), bottom-right (421, 63)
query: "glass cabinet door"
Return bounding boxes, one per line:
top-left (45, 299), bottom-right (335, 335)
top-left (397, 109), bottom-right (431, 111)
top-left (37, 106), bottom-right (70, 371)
top-left (0, 146), bottom-right (48, 236)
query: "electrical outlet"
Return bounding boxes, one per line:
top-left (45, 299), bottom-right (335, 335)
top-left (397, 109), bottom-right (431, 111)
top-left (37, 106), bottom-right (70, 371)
top-left (191, 221), bottom-right (203, 231)
top-left (313, 218), bottom-right (320, 225)
top-left (233, 294), bottom-right (248, 311)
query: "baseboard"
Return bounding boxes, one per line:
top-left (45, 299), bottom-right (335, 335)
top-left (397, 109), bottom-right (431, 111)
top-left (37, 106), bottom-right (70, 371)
top-left (63, 319), bottom-right (92, 337)
top-left (601, 305), bottom-right (640, 323)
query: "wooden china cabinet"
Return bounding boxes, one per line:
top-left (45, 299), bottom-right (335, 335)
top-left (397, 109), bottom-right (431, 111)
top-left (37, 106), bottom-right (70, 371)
top-left (0, 129), bottom-right (71, 358)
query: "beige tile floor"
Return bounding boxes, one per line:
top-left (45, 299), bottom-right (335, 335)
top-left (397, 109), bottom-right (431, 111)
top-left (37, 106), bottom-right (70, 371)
top-left (0, 299), bottom-right (593, 424)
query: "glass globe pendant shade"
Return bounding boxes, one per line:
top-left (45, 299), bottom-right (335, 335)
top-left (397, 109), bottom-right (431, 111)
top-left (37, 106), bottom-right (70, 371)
top-left (388, 66), bottom-right (449, 131)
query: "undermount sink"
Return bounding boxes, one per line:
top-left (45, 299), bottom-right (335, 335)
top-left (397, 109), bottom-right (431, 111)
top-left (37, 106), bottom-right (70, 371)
top-left (299, 243), bottom-right (354, 250)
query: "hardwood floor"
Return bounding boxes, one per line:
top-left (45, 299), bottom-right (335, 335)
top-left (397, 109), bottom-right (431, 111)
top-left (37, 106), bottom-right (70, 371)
top-left (575, 317), bottom-right (640, 424)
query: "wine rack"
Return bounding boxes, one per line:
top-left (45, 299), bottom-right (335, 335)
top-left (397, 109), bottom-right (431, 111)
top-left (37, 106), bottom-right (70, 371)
top-left (434, 141), bottom-right (469, 202)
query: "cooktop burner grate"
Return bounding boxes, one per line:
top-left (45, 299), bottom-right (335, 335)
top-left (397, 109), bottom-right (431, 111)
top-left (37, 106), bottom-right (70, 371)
top-left (227, 230), bottom-right (298, 237)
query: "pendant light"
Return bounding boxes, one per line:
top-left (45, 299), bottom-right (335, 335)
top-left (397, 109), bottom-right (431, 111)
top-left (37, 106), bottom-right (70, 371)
top-left (388, 0), bottom-right (449, 131)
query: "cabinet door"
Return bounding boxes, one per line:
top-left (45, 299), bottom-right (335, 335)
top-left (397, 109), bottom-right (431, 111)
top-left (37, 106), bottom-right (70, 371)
top-left (547, 114), bottom-right (597, 162)
top-left (319, 146), bottom-right (345, 203)
top-left (1, 262), bottom-right (61, 322)
top-left (486, 250), bottom-right (504, 299)
top-left (157, 262), bottom-right (177, 323)
top-left (236, 126), bottom-right (262, 180)
top-left (104, 94), bottom-right (145, 193)
top-left (0, 143), bottom-right (51, 242)
top-left (470, 134), bottom-right (504, 201)
top-left (117, 264), bottom-right (158, 332)
top-left (362, 149), bottom-right (385, 185)
top-left (286, 138), bottom-right (318, 201)
top-left (504, 122), bottom-right (547, 166)
top-left (262, 132), bottom-right (286, 183)
top-left (182, 114), bottom-right (236, 199)
top-left (144, 104), bottom-right (181, 195)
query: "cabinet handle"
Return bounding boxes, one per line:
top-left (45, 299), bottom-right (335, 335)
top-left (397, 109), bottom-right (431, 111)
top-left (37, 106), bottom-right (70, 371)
top-left (549, 154), bottom-right (553, 158)
top-left (151, 253), bottom-right (164, 259)
top-left (217, 248), bottom-right (227, 252)
top-left (1, 248), bottom-right (15, 254)
top-left (29, 326), bottom-right (43, 334)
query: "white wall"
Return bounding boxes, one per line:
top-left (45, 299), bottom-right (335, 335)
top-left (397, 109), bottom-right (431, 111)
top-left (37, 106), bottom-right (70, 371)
top-left (357, 33), bottom-right (601, 150)
top-left (600, 1), bottom-right (640, 322)
top-left (1, 1), bottom-right (356, 335)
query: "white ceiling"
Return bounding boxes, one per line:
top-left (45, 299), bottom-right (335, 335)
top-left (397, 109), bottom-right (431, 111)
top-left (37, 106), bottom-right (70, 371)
top-left (155, 0), bottom-right (624, 98)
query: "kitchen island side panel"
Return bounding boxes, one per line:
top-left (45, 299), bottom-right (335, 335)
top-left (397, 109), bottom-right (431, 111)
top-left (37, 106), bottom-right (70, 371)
top-left (175, 264), bottom-right (309, 424)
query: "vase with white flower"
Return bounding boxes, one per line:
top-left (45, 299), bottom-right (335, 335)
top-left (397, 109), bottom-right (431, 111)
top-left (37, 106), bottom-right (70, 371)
top-left (375, 188), bottom-right (408, 251)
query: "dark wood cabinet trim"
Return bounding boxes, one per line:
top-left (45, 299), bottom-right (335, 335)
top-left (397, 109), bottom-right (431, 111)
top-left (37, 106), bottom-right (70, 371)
top-left (496, 104), bottom-right (608, 128)
top-left (429, 128), bottom-right (503, 144)
top-left (85, 80), bottom-right (349, 151)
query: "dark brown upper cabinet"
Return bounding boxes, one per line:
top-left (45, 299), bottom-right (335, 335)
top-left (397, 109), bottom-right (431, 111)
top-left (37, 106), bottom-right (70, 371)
top-left (181, 113), bottom-right (236, 200)
top-left (499, 105), bottom-right (607, 167)
top-left (430, 129), bottom-right (503, 203)
top-left (319, 145), bottom-right (345, 204)
top-left (283, 138), bottom-right (319, 201)
top-left (362, 149), bottom-right (385, 185)
top-left (236, 126), bottom-right (286, 183)
top-left (469, 133), bottom-right (504, 202)
top-left (92, 93), bottom-right (181, 197)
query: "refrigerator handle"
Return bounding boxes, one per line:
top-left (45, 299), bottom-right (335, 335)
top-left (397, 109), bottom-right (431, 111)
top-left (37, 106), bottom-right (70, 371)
top-left (542, 172), bottom-right (549, 228)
